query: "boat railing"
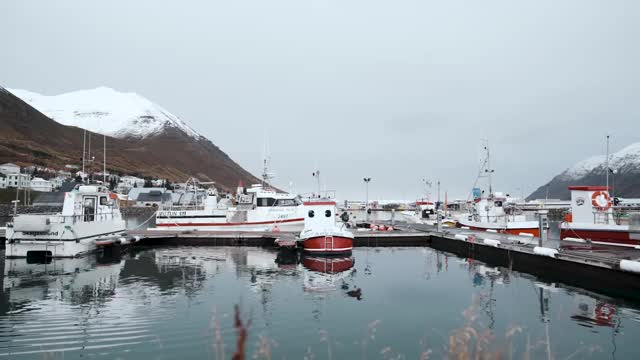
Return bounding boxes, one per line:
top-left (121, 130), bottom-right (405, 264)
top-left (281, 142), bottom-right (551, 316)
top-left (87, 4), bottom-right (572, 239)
top-left (472, 213), bottom-right (528, 224)
top-left (593, 207), bottom-right (640, 226)
top-left (300, 190), bottom-right (337, 201)
top-left (159, 204), bottom-right (207, 212)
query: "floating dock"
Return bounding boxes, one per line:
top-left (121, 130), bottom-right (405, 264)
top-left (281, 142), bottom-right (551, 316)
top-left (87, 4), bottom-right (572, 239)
top-left (127, 224), bottom-right (640, 300)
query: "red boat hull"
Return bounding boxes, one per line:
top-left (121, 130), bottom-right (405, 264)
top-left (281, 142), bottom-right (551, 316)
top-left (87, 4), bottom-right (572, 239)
top-left (303, 236), bottom-right (353, 255)
top-left (459, 225), bottom-right (540, 237)
top-left (560, 229), bottom-right (640, 247)
top-left (303, 256), bottom-right (354, 273)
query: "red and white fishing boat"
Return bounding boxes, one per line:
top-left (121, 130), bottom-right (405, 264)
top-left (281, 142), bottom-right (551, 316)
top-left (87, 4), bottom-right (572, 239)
top-left (560, 186), bottom-right (640, 247)
top-left (300, 199), bottom-right (354, 255)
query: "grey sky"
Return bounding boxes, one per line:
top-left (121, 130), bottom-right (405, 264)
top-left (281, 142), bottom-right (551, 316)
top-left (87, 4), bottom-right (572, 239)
top-left (2, 0), bottom-right (639, 200)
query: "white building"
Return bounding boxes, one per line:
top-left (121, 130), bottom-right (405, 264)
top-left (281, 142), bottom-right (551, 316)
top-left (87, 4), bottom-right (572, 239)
top-left (0, 163), bottom-right (20, 175)
top-left (0, 163), bottom-right (31, 189)
top-left (120, 176), bottom-right (145, 188)
top-left (0, 174), bottom-right (7, 189)
top-left (30, 177), bottom-right (54, 192)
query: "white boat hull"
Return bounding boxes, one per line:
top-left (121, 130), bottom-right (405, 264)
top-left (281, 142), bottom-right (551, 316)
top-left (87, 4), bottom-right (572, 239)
top-left (154, 217), bottom-right (305, 232)
top-left (6, 222), bottom-right (126, 258)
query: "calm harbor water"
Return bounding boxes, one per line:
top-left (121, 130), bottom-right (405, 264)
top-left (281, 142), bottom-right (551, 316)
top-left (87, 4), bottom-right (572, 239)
top-left (1, 246), bottom-right (640, 359)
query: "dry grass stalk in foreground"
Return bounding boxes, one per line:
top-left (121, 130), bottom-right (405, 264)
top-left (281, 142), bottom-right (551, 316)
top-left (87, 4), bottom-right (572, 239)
top-left (232, 305), bottom-right (251, 360)
top-left (445, 298), bottom-right (523, 360)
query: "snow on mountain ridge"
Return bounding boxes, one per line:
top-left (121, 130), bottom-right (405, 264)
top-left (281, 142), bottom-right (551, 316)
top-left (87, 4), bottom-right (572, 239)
top-left (8, 87), bottom-right (203, 140)
top-left (561, 142), bottom-right (640, 179)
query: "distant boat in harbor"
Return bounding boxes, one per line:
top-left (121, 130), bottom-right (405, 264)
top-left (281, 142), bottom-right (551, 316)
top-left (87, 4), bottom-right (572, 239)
top-left (456, 143), bottom-right (542, 236)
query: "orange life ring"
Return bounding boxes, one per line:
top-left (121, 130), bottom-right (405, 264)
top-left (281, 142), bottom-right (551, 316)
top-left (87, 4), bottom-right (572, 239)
top-left (591, 191), bottom-right (611, 210)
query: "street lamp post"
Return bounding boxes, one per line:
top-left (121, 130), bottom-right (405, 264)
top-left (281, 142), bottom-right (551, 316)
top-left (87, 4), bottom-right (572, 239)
top-left (363, 177), bottom-right (371, 222)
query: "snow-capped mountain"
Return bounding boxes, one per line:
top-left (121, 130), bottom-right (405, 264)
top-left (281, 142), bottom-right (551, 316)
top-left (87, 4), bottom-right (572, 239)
top-left (559, 143), bottom-right (640, 180)
top-left (528, 142), bottom-right (640, 200)
top-left (8, 87), bottom-right (202, 140)
top-left (1, 87), bottom-right (260, 190)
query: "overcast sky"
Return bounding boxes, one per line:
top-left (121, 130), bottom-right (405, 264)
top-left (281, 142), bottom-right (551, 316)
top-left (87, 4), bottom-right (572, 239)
top-left (2, 0), bottom-right (639, 200)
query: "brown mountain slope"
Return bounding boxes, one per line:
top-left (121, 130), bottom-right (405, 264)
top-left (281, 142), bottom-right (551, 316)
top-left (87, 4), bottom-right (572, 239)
top-left (0, 87), bottom-right (259, 190)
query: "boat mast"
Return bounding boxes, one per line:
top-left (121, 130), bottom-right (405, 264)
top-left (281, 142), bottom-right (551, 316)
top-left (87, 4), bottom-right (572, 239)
top-left (484, 141), bottom-right (494, 197)
top-left (261, 132), bottom-right (274, 187)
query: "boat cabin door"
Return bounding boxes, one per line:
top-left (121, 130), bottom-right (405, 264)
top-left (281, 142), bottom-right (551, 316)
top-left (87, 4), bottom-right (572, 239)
top-left (83, 196), bottom-right (97, 222)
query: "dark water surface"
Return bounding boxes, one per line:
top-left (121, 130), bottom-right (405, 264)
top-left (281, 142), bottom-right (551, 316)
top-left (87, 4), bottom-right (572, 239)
top-left (1, 246), bottom-right (640, 359)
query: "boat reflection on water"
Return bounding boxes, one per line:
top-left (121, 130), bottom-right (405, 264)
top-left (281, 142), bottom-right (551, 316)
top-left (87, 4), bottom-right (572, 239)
top-left (301, 255), bottom-right (361, 299)
top-left (1, 251), bottom-right (126, 316)
top-left (571, 294), bottom-right (618, 328)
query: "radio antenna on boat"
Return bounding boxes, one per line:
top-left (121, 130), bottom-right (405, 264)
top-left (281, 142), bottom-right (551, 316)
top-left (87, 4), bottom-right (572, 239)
top-left (467, 140), bottom-right (494, 201)
top-left (261, 132), bottom-right (275, 187)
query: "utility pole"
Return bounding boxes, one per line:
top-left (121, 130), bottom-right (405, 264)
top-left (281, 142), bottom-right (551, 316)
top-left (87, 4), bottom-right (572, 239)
top-left (437, 180), bottom-right (441, 209)
top-left (82, 129), bottom-right (86, 174)
top-left (103, 134), bottom-right (107, 184)
top-left (606, 135), bottom-right (610, 190)
top-left (364, 177), bottom-right (372, 221)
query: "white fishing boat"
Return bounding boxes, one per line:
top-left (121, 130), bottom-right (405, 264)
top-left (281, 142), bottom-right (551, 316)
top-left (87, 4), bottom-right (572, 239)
top-left (457, 143), bottom-right (542, 236)
top-left (5, 185), bottom-right (127, 258)
top-left (155, 181), bottom-right (306, 232)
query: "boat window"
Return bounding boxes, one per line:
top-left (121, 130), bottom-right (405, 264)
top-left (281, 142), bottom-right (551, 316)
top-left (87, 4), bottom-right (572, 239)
top-left (308, 210), bottom-right (315, 218)
top-left (494, 201), bottom-right (503, 207)
top-left (100, 196), bottom-right (108, 205)
top-left (257, 197), bottom-right (277, 207)
top-left (83, 197), bottom-right (96, 222)
top-left (276, 199), bottom-right (298, 207)
top-left (325, 210), bottom-right (332, 217)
